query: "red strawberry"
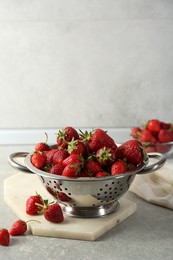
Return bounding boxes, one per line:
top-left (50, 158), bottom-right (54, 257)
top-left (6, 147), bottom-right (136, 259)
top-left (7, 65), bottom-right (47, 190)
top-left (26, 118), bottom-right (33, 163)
top-left (84, 159), bottom-right (102, 176)
top-left (111, 160), bottom-right (127, 175)
top-left (131, 127), bottom-right (141, 139)
top-left (31, 152), bottom-right (46, 169)
top-left (96, 146), bottom-right (117, 166)
top-left (116, 140), bottom-right (145, 165)
top-left (56, 126), bottom-right (79, 148)
top-left (0, 228), bottom-right (10, 246)
top-left (160, 121), bottom-right (171, 130)
top-left (35, 133), bottom-right (50, 152)
top-left (44, 203), bottom-right (64, 223)
top-left (49, 163), bottom-right (64, 175)
top-left (67, 138), bottom-right (85, 156)
top-left (62, 163), bottom-right (81, 178)
top-left (80, 128), bottom-right (117, 152)
top-left (53, 149), bottom-right (69, 164)
top-left (45, 148), bottom-right (58, 164)
top-left (26, 193), bottom-right (44, 215)
top-left (9, 220), bottom-right (27, 236)
top-left (62, 154), bottom-right (84, 167)
top-left (95, 171), bottom-right (109, 178)
top-left (138, 129), bottom-right (157, 143)
top-left (147, 119), bottom-right (161, 133)
top-left (158, 129), bottom-right (173, 143)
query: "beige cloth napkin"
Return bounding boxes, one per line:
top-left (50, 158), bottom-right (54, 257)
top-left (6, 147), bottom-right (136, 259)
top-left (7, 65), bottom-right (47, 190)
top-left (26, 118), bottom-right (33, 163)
top-left (129, 159), bottom-right (173, 209)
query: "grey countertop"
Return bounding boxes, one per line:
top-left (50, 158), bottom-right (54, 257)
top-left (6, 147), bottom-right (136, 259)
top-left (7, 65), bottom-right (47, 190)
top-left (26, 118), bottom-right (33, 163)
top-left (0, 145), bottom-right (173, 260)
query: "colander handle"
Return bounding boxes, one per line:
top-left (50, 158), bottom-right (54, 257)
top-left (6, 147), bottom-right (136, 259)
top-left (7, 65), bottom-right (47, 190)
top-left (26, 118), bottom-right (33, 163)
top-left (8, 152), bottom-right (32, 173)
top-left (136, 152), bottom-right (166, 175)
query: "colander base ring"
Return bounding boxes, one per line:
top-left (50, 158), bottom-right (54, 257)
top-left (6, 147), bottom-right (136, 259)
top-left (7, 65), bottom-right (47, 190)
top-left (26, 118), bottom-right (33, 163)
top-left (63, 200), bottom-right (120, 218)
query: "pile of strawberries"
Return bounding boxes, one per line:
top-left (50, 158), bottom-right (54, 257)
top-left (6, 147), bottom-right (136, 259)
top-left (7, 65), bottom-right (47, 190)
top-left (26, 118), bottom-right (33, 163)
top-left (131, 119), bottom-right (173, 153)
top-left (31, 126), bottom-right (146, 177)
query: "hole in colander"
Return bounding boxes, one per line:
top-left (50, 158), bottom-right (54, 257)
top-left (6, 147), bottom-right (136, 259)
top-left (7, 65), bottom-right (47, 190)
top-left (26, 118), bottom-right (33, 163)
top-left (105, 184), bottom-right (108, 187)
top-left (54, 181), bottom-right (56, 184)
top-left (49, 180), bottom-right (52, 183)
top-left (97, 193), bottom-right (100, 196)
top-left (99, 188), bottom-right (103, 191)
top-left (68, 193), bottom-right (71, 196)
top-left (54, 186), bottom-right (56, 189)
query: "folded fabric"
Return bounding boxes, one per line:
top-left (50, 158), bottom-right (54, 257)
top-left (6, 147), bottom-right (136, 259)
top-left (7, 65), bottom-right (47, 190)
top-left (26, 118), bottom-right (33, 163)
top-left (129, 159), bottom-right (173, 210)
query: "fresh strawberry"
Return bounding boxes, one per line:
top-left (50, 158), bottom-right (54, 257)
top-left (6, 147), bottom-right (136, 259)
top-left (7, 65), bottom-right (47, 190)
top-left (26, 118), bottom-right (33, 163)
top-left (111, 160), bottom-right (127, 175)
top-left (0, 228), bottom-right (10, 246)
top-left (80, 128), bottom-right (117, 152)
top-left (45, 148), bottom-right (58, 163)
top-left (35, 133), bottom-right (50, 152)
top-left (9, 220), bottom-right (27, 236)
top-left (58, 192), bottom-right (71, 202)
top-left (84, 159), bottom-right (102, 176)
top-left (50, 163), bottom-right (64, 175)
top-left (96, 146), bottom-right (117, 166)
top-left (44, 202), bottom-right (64, 223)
top-left (158, 129), bottom-right (173, 142)
top-left (95, 171), bottom-right (109, 178)
top-left (26, 193), bottom-right (44, 215)
top-left (147, 119), bottom-right (161, 133)
top-left (160, 121), bottom-right (171, 130)
top-left (131, 127), bottom-right (141, 139)
top-left (53, 149), bottom-right (69, 164)
top-left (116, 140), bottom-right (145, 165)
top-left (62, 163), bottom-right (81, 178)
top-left (138, 129), bottom-right (157, 143)
top-left (56, 126), bottom-right (79, 148)
top-left (62, 154), bottom-right (84, 167)
top-left (67, 138), bottom-right (85, 156)
top-left (31, 152), bottom-right (46, 169)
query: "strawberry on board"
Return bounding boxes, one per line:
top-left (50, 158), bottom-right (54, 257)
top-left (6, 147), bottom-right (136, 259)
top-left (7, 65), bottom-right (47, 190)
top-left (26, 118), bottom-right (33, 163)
top-left (116, 140), bottom-right (145, 165)
top-left (26, 193), bottom-right (44, 215)
top-left (31, 152), bottom-right (46, 169)
top-left (111, 160), bottom-right (127, 175)
top-left (0, 228), bottom-right (10, 246)
top-left (43, 202), bottom-right (64, 223)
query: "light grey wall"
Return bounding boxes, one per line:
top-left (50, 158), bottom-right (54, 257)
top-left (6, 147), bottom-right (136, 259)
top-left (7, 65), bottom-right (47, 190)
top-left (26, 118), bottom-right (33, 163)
top-left (0, 0), bottom-right (173, 128)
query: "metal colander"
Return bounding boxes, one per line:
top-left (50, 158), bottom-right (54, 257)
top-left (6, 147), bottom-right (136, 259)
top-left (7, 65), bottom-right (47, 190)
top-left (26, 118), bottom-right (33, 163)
top-left (9, 152), bottom-right (166, 217)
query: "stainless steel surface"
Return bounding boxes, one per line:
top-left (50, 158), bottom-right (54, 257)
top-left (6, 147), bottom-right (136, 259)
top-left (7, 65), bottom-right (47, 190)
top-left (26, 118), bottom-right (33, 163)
top-left (8, 152), bottom-right (165, 217)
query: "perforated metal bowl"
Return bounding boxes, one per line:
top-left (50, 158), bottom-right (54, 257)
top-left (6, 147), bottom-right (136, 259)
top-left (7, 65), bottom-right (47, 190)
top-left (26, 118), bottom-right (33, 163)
top-left (21, 152), bottom-right (166, 217)
top-left (8, 151), bottom-right (166, 217)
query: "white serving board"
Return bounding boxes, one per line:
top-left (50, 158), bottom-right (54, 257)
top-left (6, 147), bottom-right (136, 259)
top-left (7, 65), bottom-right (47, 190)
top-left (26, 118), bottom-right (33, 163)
top-left (4, 172), bottom-right (136, 241)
